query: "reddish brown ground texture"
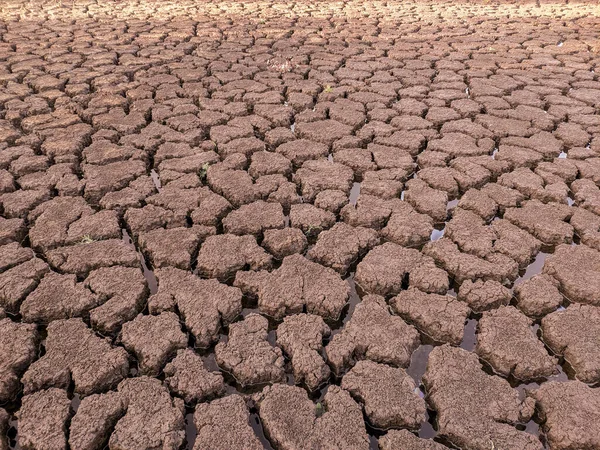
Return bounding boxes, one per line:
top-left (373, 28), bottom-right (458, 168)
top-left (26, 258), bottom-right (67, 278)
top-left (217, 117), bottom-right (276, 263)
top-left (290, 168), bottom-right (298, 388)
top-left (1, 0), bottom-right (600, 448)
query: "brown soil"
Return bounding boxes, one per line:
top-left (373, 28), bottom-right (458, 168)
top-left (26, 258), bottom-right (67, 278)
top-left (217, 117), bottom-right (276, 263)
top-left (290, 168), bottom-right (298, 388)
top-left (1, 0), bottom-right (599, 448)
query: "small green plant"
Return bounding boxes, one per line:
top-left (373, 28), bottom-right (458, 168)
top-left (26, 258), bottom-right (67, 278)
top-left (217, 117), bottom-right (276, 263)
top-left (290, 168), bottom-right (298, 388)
top-left (324, 85), bottom-right (333, 93)
top-left (315, 402), bottom-right (325, 417)
top-left (199, 162), bottom-right (210, 182)
top-left (81, 235), bottom-right (95, 244)
top-left (305, 226), bottom-right (321, 237)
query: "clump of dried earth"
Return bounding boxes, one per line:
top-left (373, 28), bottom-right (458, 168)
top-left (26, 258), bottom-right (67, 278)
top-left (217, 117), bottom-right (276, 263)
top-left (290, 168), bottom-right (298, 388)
top-left (0, 0), bottom-right (599, 449)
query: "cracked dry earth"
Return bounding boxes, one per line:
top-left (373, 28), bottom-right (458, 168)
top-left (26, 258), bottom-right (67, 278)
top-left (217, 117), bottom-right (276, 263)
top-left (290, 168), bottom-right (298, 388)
top-left (2, 0), bottom-right (600, 449)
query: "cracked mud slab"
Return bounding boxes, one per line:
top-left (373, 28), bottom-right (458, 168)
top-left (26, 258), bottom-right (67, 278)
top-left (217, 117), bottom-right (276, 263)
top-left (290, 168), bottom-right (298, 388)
top-left (1, 0), bottom-right (600, 448)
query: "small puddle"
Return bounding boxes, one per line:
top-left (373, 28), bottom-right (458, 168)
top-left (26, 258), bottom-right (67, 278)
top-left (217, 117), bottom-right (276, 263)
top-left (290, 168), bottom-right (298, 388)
top-left (349, 182), bottom-right (361, 206)
top-left (400, 191), bottom-right (405, 201)
top-left (513, 252), bottom-right (549, 287)
top-left (327, 154), bottom-right (333, 163)
top-left (185, 412), bottom-right (197, 450)
top-left (549, 364), bottom-right (569, 383)
top-left (203, 353), bottom-right (220, 372)
top-left (122, 229), bottom-right (158, 294)
top-left (368, 435), bottom-right (379, 450)
top-left (492, 148), bottom-right (498, 159)
top-left (7, 417), bottom-right (19, 450)
top-left (150, 169), bottom-right (162, 192)
top-left (446, 199), bottom-right (458, 211)
top-left (70, 393), bottom-right (81, 413)
top-left (525, 420), bottom-right (541, 436)
top-left (460, 319), bottom-right (477, 351)
top-left (418, 410), bottom-right (438, 439)
top-left (558, 151), bottom-right (567, 159)
top-left (267, 329), bottom-right (277, 346)
top-left (249, 412), bottom-right (275, 450)
top-left (523, 420), bottom-right (550, 449)
top-left (430, 227), bottom-right (445, 241)
top-left (406, 344), bottom-right (434, 384)
top-left (290, 122), bottom-right (295, 132)
top-left (343, 274), bottom-right (361, 325)
top-left (515, 364), bottom-right (568, 400)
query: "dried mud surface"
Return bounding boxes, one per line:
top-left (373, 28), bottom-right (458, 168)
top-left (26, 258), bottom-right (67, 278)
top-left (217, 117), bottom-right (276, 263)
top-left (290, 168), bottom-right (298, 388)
top-left (0, 0), bottom-right (600, 448)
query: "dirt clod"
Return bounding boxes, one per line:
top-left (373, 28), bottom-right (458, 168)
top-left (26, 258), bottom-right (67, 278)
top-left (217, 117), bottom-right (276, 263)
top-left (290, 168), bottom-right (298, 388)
top-left (341, 360), bottom-right (426, 430)
top-left (423, 345), bottom-right (543, 450)
top-left (325, 295), bottom-right (420, 375)
top-left (215, 314), bottom-right (285, 386)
